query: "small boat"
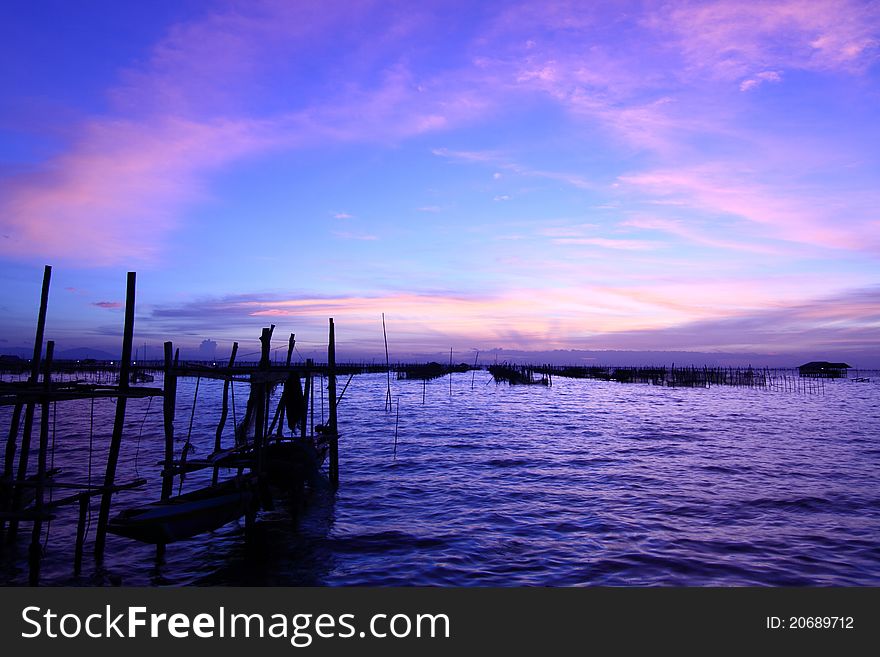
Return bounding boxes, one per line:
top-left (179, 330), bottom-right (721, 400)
top-left (106, 476), bottom-right (255, 544)
top-left (130, 371), bottom-right (155, 383)
top-left (852, 377), bottom-right (870, 383)
top-left (264, 436), bottom-right (329, 490)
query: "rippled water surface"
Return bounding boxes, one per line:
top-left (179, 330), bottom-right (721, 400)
top-left (2, 371), bottom-right (879, 586)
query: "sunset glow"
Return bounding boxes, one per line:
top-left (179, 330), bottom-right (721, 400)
top-left (1, 1), bottom-right (878, 363)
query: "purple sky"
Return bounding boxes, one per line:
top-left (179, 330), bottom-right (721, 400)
top-left (1, 1), bottom-right (879, 364)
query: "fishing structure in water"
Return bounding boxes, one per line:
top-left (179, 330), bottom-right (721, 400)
top-left (0, 266), bottom-right (341, 585)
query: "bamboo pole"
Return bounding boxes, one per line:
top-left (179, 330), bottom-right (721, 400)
top-left (94, 271), bottom-right (136, 564)
top-left (328, 318), bottom-right (338, 489)
top-left (28, 340), bottom-right (54, 585)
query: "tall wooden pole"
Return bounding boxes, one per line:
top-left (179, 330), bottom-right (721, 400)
top-left (383, 313), bottom-right (391, 411)
top-left (328, 318), bottom-right (338, 489)
top-left (94, 271), bottom-right (136, 564)
top-left (161, 341), bottom-right (177, 503)
top-left (28, 340), bottom-right (54, 585)
top-left (213, 342), bottom-right (238, 485)
top-left (449, 347), bottom-right (453, 396)
top-left (156, 340), bottom-right (176, 561)
top-left (4, 264), bottom-right (51, 543)
top-left (276, 334), bottom-right (294, 437)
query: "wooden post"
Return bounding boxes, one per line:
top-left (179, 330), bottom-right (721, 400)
top-left (471, 350), bottom-right (479, 390)
top-left (328, 318), bottom-right (338, 489)
top-left (301, 370), bottom-right (310, 439)
top-left (161, 342), bottom-right (177, 501)
top-left (276, 334), bottom-right (294, 437)
top-left (0, 403), bottom-right (23, 539)
top-left (74, 494), bottom-right (88, 575)
top-left (28, 340), bottom-right (54, 585)
top-left (307, 359), bottom-right (315, 437)
top-left (254, 327), bottom-right (273, 468)
top-left (286, 333), bottom-right (295, 368)
top-left (155, 340), bottom-right (176, 562)
top-left (383, 313), bottom-right (391, 411)
top-left (212, 342), bottom-right (238, 485)
top-left (94, 271), bottom-right (136, 564)
top-left (449, 347), bottom-right (453, 396)
top-left (5, 264), bottom-right (51, 543)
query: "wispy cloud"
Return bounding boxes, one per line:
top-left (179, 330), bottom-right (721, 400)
top-left (0, 4), bottom-right (494, 265)
top-left (333, 231), bottom-right (378, 241)
top-left (620, 215), bottom-right (785, 255)
top-left (92, 301), bottom-right (122, 309)
top-left (139, 280), bottom-right (880, 357)
top-left (654, 0), bottom-right (880, 80)
top-left (569, 286), bottom-right (880, 356)
top-left (618, 166), bottom-right (878, 252)
top-left (739, 70), bottom-right (782, 92)
top-left (552, 237), bottom-right (662, 251)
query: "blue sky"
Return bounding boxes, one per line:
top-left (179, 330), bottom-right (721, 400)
top-left (1, 1), bottom-right (879, 363)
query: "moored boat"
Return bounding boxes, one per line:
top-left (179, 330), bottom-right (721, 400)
top-left (106, 476), bottom-right (255, 543)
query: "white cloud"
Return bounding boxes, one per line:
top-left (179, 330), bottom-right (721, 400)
top-left (740, 70), bottom-right (782, 91)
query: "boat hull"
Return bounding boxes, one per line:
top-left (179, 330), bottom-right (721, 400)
top-left (107, 478), bottom-right (254, 544)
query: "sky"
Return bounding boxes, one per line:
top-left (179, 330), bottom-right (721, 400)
top-left (1, 0), bottom-right (879, 364)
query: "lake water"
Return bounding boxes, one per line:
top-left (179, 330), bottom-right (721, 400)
top-left (2, 371), bottom-right (879, 586)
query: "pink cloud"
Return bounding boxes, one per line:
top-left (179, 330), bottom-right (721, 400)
top-left (142, 275), bottom-right (876, 353)
top-left (552, 237), bottom-right (661, 251)
top-left (620, 215), bottom-right (785, 255)
top-left (92, 301), bottom-right (123, 309)
top-left (739, 70), bottom-right (782, 92)
top-left (618, 166), bottom-right (877, 251)
top-left (0, 116), bottom-right (277, 264)
top-left (0, 3), bottom-right (494, 266)
top-left (654, 0), bottom-right (880, 80)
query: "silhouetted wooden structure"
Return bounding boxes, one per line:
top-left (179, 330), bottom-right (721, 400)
top-left (798, 361), bottom-right (851, 378)
top-left (489, 364), bottom-right (550, 386)
top-left (0, 266), bottom-right (342, 585)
